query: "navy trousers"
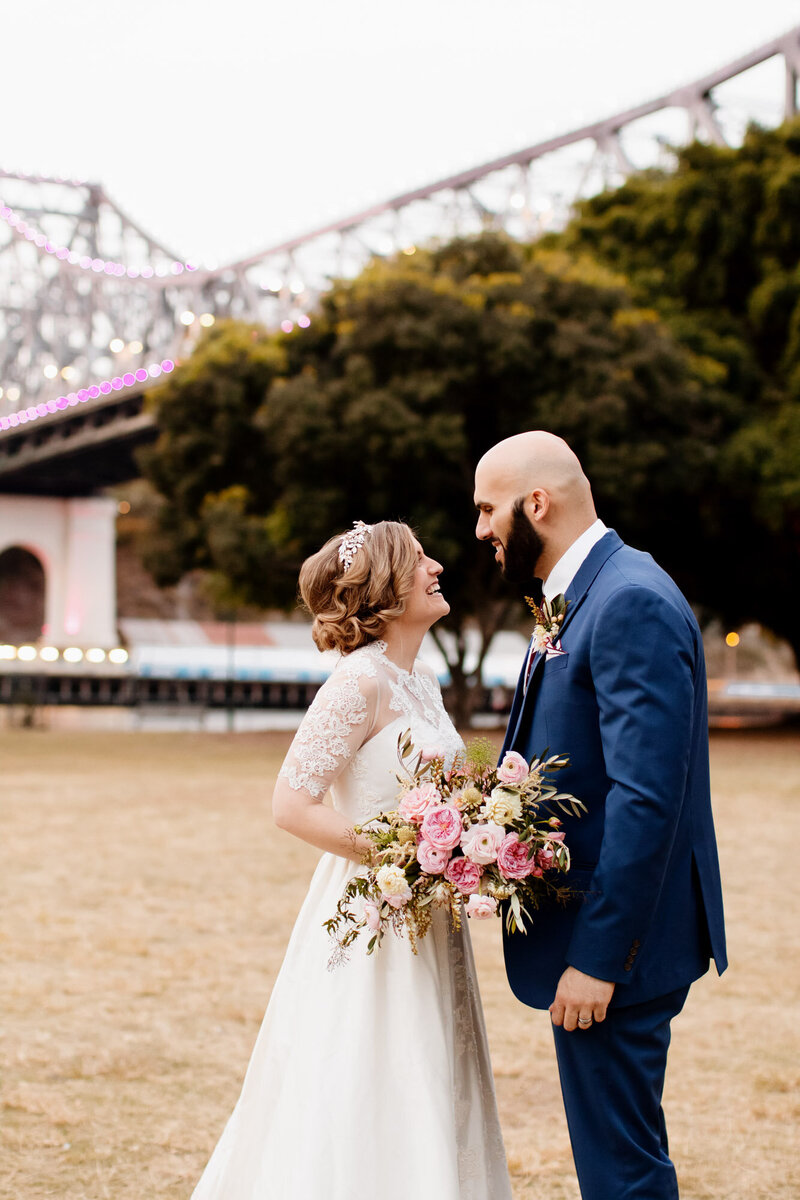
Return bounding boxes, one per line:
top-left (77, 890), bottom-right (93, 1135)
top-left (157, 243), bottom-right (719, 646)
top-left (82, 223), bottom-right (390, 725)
top-left (552, 986), bottom-right (690, 1200)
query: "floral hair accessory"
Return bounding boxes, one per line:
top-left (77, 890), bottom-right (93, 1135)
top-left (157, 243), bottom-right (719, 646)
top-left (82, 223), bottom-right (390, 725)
top-left (338, 520), bottom-right (373, 572)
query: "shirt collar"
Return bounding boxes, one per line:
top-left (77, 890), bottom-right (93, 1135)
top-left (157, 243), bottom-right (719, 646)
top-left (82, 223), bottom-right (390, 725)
top-left (543, 519), bottom-right (608, 601)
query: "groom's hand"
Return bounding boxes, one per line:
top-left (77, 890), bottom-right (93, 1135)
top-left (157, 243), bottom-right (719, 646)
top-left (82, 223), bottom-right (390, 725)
top-left (549, 967), bottom-right (615, 1031)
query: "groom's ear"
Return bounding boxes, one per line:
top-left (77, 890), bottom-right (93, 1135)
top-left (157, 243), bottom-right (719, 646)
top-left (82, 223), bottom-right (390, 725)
top-left (528, 489), bottom-right (550, 522)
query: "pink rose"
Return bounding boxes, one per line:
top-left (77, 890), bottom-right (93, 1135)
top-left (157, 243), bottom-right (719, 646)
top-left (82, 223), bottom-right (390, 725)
top-left (398, 782), bottom-right (441, 824)
top-left (421, 804), bottom-right (463, 850)
top-left (364, 901), bottom-right (381, 931)
top-left (460, 822), bottom-right (506, 865)
top-left (548, 830), bottom-right (566, 842)
top-left (496, 832), bottom-right (537, 879)
top-left (496, 750), bottom-right (529, 785)
top-left (416, 839), bottom-right (452, 875)
top-left (444, 855), bottom-right (483, 894)
top-left (535, 847), bottom-right (555, 870)
top-left (466, 894), bottom-right (498, 920)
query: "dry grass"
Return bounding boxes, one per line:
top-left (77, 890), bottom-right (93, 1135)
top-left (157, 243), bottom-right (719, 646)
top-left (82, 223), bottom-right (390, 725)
top-left (1, 726), bottom-right (799, 1199)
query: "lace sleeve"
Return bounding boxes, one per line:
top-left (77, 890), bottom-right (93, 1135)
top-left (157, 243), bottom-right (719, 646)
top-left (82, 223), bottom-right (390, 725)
top-left (277, 654), bottom-right (379, 799)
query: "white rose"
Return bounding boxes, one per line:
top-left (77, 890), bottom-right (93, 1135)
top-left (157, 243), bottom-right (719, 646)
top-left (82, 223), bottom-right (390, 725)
top-left (481, 787), bottom-right (522, 825)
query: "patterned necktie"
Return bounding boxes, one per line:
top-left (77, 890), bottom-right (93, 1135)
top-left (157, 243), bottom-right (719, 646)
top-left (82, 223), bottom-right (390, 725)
top-left (523, 578), bottom-right (545, 693)
top-left (524, 639), bottom-right (537, 691)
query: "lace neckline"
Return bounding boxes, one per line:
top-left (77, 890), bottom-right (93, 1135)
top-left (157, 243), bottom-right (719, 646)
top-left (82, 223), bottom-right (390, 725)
top-left (362, 639), bottom-right (420, 680)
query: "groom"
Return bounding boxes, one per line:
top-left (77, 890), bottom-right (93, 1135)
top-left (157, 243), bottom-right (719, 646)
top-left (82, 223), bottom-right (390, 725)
top-left (474, 431), bottom-right (727, 1200)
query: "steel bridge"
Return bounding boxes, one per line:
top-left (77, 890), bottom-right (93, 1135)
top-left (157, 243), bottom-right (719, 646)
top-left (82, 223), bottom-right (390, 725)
top-left (1, 23), bottom-right (799, 497)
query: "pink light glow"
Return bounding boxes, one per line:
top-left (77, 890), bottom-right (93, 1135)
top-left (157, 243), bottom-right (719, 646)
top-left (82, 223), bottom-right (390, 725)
top-left (0, 206), bottom-right (200, 277)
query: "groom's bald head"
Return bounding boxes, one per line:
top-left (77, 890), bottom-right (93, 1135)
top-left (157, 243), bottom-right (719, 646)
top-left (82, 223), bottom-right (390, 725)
top-left (476, 432), bottom-right (591, 507)
top-left (474, 432), bottom-right (596, 581)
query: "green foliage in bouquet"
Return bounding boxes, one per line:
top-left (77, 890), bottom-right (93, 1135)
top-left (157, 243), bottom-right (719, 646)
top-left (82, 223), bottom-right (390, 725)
top-left (324, 732), bottom-right (586, 966)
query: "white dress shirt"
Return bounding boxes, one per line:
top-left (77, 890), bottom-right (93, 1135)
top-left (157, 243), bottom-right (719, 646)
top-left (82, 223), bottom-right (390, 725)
top-left (521, 519), bottom-right (608, 692)
top-left (542, 518), bottom-right (608, 601)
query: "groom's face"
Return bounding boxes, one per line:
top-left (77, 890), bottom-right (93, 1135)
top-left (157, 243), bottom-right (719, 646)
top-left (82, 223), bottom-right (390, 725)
top-left (475, 480), bottom-right (545, 585)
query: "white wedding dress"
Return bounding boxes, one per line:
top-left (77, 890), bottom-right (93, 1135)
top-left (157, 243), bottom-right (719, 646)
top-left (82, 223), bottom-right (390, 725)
top-left (190, 641), bottom-right (512, 1200)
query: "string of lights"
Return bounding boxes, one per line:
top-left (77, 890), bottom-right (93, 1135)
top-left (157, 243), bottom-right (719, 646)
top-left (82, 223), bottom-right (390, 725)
top-left (0, 360), bottom-right (175, 430)
top-left (0, 202), bottom-right (199, 279)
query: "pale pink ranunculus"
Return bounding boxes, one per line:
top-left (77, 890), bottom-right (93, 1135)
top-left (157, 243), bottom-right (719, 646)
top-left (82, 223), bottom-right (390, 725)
top-left (364, 901), bottom-right (381, 931)
top-left (421, 804), bottom-right (463, 850)
top-left (444, 855), bottom-right (483, 895)
top-left (496, 832), bottom-right (537, 879)
top-left (460, 821), bottom-right (506, 865)
top-left (496, 750), bottom-right (529, 785)
top-left (466, 894), bottom-right (498, 920)
top-left (416, 839), bottom-right (452, 875)
top-left (420, 745), bottom-right (446, 763)
top-left (398, 782), bottom-right (441, 825)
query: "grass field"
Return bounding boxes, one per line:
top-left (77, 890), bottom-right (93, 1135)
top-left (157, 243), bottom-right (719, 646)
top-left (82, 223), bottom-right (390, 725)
top-left (1, 726), bottom-right (799, 1199)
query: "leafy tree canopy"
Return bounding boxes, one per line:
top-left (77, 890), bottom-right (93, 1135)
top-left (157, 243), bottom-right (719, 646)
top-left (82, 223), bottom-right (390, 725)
top-left (547, 120), bottom-right (800, 659)
top-left (139, 235), bottom-right (736, 721)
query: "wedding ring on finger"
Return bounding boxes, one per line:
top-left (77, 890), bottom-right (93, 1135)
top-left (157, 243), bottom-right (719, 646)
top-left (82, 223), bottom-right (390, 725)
top-left (577, 1015), bottom-right (593, 1027)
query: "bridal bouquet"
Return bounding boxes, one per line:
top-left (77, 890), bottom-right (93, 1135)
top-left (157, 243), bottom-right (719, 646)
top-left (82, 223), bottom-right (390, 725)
top-left (324, 732), bottom-right (585, 962)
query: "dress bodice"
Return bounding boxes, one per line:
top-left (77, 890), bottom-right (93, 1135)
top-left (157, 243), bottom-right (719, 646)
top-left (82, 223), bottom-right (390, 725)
top-left (278, 641), bottom-right (462, 823)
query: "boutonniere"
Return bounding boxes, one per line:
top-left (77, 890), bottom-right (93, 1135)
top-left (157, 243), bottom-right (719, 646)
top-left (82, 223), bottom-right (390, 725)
top-left (524, 593), bottom-right (567, 657)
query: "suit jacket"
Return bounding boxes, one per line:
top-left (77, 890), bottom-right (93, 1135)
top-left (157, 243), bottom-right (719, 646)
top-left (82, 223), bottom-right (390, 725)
top-left (502, 530), bottom-right (727, 1009)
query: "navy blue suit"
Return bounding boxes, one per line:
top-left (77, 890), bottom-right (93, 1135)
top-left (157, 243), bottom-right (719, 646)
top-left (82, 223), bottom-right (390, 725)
top-left (502, 530), bottom-right (726, 1198)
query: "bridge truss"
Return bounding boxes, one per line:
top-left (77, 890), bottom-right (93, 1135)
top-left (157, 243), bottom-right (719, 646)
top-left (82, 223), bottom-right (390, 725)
top-left (1, 24), bottom-right (798, 427)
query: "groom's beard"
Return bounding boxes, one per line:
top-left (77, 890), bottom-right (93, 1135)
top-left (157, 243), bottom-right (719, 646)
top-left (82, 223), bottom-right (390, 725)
top-left (501, 499), bottom-right (545, 586)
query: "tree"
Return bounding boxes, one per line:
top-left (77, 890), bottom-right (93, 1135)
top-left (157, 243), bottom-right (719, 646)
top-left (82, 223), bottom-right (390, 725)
top-left (140, 235), bottom-right (733, 723)
top-left (549, 120), bottom-right (800, 661)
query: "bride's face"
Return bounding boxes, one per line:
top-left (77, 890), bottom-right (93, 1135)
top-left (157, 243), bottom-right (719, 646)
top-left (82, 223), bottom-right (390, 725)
top-left (399, 538), bottom-right (450, 629)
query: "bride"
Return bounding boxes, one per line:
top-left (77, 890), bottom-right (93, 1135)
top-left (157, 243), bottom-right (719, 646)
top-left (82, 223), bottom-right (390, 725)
top-left (190, 520), bottom-right (512, 1199)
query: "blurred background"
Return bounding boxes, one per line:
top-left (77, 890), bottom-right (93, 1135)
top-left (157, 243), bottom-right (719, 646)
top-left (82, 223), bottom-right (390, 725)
top-left (1, 0), bottom-right (799, 732)
top-left (2, 9), bottom-right (800, 1200)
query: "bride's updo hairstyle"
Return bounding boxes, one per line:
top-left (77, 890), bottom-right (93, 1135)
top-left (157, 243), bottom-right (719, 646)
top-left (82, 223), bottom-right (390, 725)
top-left (299, 521), bottom-right (418, 654)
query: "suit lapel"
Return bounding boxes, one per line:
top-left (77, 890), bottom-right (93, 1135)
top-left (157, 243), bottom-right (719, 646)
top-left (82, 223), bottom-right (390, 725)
top-left (505, 530), bottom-right (623, 751)
top-left (554, 529), bottom-right (622, 642)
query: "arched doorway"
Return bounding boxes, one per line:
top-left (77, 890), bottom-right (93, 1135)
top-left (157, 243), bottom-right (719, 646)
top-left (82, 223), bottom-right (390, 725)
top-left (0, 546), bottom-right (46, 644)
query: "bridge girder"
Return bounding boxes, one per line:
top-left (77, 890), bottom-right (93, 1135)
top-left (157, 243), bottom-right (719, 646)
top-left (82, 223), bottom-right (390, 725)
top-left (0, 23), bottom-right (798, 433)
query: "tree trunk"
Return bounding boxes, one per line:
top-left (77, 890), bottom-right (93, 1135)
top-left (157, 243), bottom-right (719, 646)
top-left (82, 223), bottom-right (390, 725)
top-left (432, 601), bottom-right (515, 730)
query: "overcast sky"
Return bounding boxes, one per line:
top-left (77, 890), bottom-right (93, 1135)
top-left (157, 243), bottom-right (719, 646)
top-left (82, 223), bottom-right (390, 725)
top-left (4, 1), bottom-right (799, 264)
